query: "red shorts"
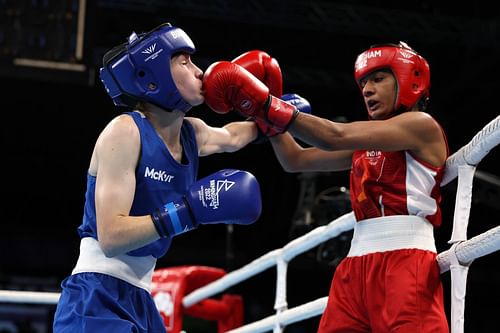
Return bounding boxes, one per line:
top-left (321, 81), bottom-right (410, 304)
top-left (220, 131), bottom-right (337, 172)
top-left (317, 249), bottom-right (449, 333)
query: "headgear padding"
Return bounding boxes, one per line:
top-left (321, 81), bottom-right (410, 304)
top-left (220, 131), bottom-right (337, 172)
top-left (99, 23), bottom-right (196, 112)
top-left (354, 42), bottom-right (430, 112)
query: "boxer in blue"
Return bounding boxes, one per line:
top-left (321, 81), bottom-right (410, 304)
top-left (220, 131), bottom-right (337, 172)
top-left (53, 23), bottom-right (263, 332)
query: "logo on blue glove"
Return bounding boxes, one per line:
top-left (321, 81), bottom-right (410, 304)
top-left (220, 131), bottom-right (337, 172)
top-left (201, 179), bottom-right (235, 210)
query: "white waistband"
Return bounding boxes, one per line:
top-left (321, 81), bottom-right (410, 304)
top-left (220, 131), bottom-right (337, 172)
top-left (72, 237), bottom-right (157, 292)
top-left (347, 215), bottom-right (436, 257)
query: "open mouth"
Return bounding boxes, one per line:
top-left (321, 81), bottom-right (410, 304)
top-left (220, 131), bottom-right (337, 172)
top-left (367, 99), bottom-right (380, 111)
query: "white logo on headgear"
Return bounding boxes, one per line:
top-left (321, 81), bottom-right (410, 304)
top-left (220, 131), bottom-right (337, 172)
top-left (355, 49), bottom-right (382, 71)
top-left (142, 43), bottom-right (156, 54)
top-left (399, 51), bottom-right (414, 59)
top-left (170, 29), bottom-right (190, 42)
top-left (143, 46), bottom-right (164, 63)
top-left (170, 30), bottom-right (181, 39)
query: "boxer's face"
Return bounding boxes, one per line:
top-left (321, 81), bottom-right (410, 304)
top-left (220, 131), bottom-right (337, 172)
top-left (359, 70), bottom-right (397, 120)
top-left (171, 53), bottom-right (204, 107)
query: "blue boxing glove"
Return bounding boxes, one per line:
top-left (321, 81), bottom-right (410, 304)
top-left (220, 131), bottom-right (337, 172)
top-left (281, 93), bottom-right (312, 114)
top-left (151, 169), bottom-right (262, 238)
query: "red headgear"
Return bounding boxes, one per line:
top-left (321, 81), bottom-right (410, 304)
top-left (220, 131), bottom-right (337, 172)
top-left (354, 42), bottom-right (430, 112)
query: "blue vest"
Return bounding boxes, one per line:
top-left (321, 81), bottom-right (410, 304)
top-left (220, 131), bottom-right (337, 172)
top-left (77, 111), bottom-right (199, 258)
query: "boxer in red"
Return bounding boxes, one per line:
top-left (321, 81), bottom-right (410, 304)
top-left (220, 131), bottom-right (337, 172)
top-left (203, 41), bottom-right (449, 332)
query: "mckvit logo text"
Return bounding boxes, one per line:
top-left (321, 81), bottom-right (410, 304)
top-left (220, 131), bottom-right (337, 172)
top-left (145, 166), bottom-right (174, 182)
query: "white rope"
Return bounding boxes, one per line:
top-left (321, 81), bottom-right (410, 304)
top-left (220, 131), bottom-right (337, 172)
top-left (449, 164), bottom-right (476, 243)
top-left (182, 212), bottom-right (356, 308)
top-left (0, 290), bottom-right (60, 304)
top-left (442, 115), bottom-right (500, 186)
top-left (437, 225), bottom-right (500, 272)
top-left (227, 297), bottom-right (328, 333)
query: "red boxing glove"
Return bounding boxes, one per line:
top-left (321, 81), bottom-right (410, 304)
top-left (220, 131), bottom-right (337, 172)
top-left (203, 61), bottom-right (298, 132)
top-left (232, 50), bottom-right (283, 139)
top-left (231, 50), bottom-right (283, 97)
top-left (203, 61), bottom-right (268, 115)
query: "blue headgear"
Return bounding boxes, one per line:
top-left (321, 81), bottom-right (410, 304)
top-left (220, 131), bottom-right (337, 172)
top-left (99, 23), bottom-right (196, 112)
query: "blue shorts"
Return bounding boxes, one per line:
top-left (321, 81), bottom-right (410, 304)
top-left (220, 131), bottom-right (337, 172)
top-left (53, 272), bottom-right (166, 333)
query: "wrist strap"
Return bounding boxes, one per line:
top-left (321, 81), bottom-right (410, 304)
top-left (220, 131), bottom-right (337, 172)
top-left (151, 200), bottom-right (197, 238)
top-left (151, 210), bottom-right (168, 238)
top-left (266, 96), bottom-right (299, 132)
